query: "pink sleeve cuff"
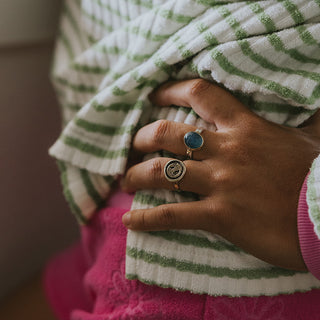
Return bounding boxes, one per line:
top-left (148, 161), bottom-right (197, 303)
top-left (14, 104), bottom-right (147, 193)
top-left (298, 173), bottom-right (320, 280)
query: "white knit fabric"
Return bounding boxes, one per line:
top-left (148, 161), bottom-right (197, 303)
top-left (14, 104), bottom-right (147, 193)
top-left (50, 0), bottom-right (320, 296)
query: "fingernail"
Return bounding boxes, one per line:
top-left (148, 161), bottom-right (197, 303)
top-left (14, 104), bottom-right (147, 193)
top-left (122, 213), bottom-right (131, 226)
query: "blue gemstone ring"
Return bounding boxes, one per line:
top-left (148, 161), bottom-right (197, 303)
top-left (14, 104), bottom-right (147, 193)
top-left (184, 128), bottom-right (204, 159)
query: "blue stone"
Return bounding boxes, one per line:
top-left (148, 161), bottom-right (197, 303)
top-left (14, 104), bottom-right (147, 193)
top-left (184, 131), bottom-right (203, 150)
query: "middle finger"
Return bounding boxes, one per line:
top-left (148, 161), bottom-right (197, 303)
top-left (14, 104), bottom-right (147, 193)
top-left (132, 120), bottom-right (218, 160)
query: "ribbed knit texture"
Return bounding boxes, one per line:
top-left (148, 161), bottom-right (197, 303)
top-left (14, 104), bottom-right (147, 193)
top-left (50, 0), bottom-right (320, 296)
top-left (298, 173), bottom-right (320, 280)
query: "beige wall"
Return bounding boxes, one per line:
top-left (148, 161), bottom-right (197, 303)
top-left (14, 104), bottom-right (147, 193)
top-left (0, 2), bottom-right (79, 299)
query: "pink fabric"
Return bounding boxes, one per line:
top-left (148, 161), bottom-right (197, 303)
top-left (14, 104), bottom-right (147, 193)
top-left (44, 191), bottom-right (320, 320)
top-left (298, 174), bottom-right (320, 280)
top-left (107, 188), bottom-right (134, 209)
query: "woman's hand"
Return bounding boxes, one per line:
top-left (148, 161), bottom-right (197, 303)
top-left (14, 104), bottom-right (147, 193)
top-left (121, 79), bottom-right (320, 271)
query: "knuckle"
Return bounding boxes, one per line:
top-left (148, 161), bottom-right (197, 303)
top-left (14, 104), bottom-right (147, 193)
top-left (147, 158), bottom-right (163, 183)
top-left (213, 169), bottom-right (233, 187)
top-left (220, 136), bottom-right (238, 154)
top-left (223, 137), bottom-right (251, 166)
top-left (152, 120), bottom-right (171, 146)
top-left (205, 198), bottom-right (233, 234)
top-left (188, 79), bottom-right (212, 100)
top-left (157, 205), bottom-right (176, 227)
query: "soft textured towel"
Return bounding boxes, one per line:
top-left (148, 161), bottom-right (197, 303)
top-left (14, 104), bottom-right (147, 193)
top-left (49, 0), bottom-right (320, 296)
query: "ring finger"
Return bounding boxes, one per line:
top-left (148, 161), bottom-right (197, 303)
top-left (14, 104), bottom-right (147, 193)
top-left (122, 157), bottom-right (212, 195)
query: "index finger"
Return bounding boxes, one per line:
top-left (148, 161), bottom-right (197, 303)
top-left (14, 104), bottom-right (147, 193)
top-left (149, 79), bottom-right (252, 129)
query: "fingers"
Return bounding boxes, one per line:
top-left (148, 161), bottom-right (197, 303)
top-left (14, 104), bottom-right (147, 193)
top-left (122, 158), bottom-right (212, 195)
top-left (122, 201), bottom-right (221, 232)
top-left (149, 79), bottom-right (253, 129)
top-left (132, 120), bottom-right (218, 160)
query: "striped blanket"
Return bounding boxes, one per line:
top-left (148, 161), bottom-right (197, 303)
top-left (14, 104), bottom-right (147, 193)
top-left (49, 0), bottom-right (320, 296)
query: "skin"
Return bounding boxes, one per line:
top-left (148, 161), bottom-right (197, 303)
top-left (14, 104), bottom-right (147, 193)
top-left (121, 79), bottom-right (320, 271)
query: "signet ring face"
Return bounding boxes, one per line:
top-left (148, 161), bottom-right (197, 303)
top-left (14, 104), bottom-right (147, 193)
top-left (164, 159), bottom-right (186, 189)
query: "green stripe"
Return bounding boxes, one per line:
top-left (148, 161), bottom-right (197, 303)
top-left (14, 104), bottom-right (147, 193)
top-left (267, 33), bottom-right (320, 65)
top-left (218, 6), bottom-right (320, 82)
top-left (196, 22), bottom-right (219, 46)
top-left (112, 85), bottom-right (128, 96)
top-left (148, 230), bottom-right (241, 252)
top-left (57, 161), bottom-right (87, 224)
top-left (92, 0), bottom-right (130, 21)
top-left (55, 77), bottom-right (97, 94)
top-left (75, 118), bottom-right (135, 135)
top-left (72, 63), bottom-right (110, 74)
top-left (247, 2), bottom-right (276, 32)
top-left (91, 100), bottom-right (143, 112)
top-left (210, 7), bottom-right (320, 102)
top-left (126, 247), bottom-right (301, 279)
top-left (127, 272), bottom-right (320, 295)
top-left (131, 71), bottom-right (161, 88)
top-left (153, 55), bottom-right (175, 75)
top-left (133, 193), bottom-right (169, 206)
top-left (241, 98), bottom-right (315, 115)
top-left (219, 5), bottom-right (320, 80)
top-left (238, 40), bottom-right (320, 82)
top-left (296, 25), bottom-right (320, 47)
top-left (80, 169), bottom-right (105, 208)
top-left (218, 6), bottom-right (247, 39)
top-left (62, 135), bottom-right (129, 158)
top-left (59, 30), bottom-right (74, 60)
top-left (64, 2), bottom-right (86, 50)
top-left (172, 35), bottom-right (194, 59)
top-left (195, 0), bottom-right (228, 5)
top-left (211, 49), bottom-right (320, 105)
top-left (252, 102), bottom-right (314, 115)
top-left (86, 32), bottom-right (98, 44)
top-left (82, 8), bottom-right (113, 32)
top-left (126, 25), bottom-right (171, 42)
top-left (281, 0), bottom-right (305, 25)
top-left (154, 7), bottom-right (194, 24)
top-left (95, 44), bottom-right (153, 63)
top-left (127, 0), bottom-right (153, 10)
top-left (90, 0), bottom-right (194, 27)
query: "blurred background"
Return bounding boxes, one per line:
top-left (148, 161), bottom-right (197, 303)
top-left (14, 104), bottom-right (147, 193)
top-left (0, 0), bottom-right (79, 299)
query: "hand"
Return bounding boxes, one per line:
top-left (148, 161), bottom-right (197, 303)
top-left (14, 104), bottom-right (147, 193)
top-left (121, 79), bottom-right (320, 271)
